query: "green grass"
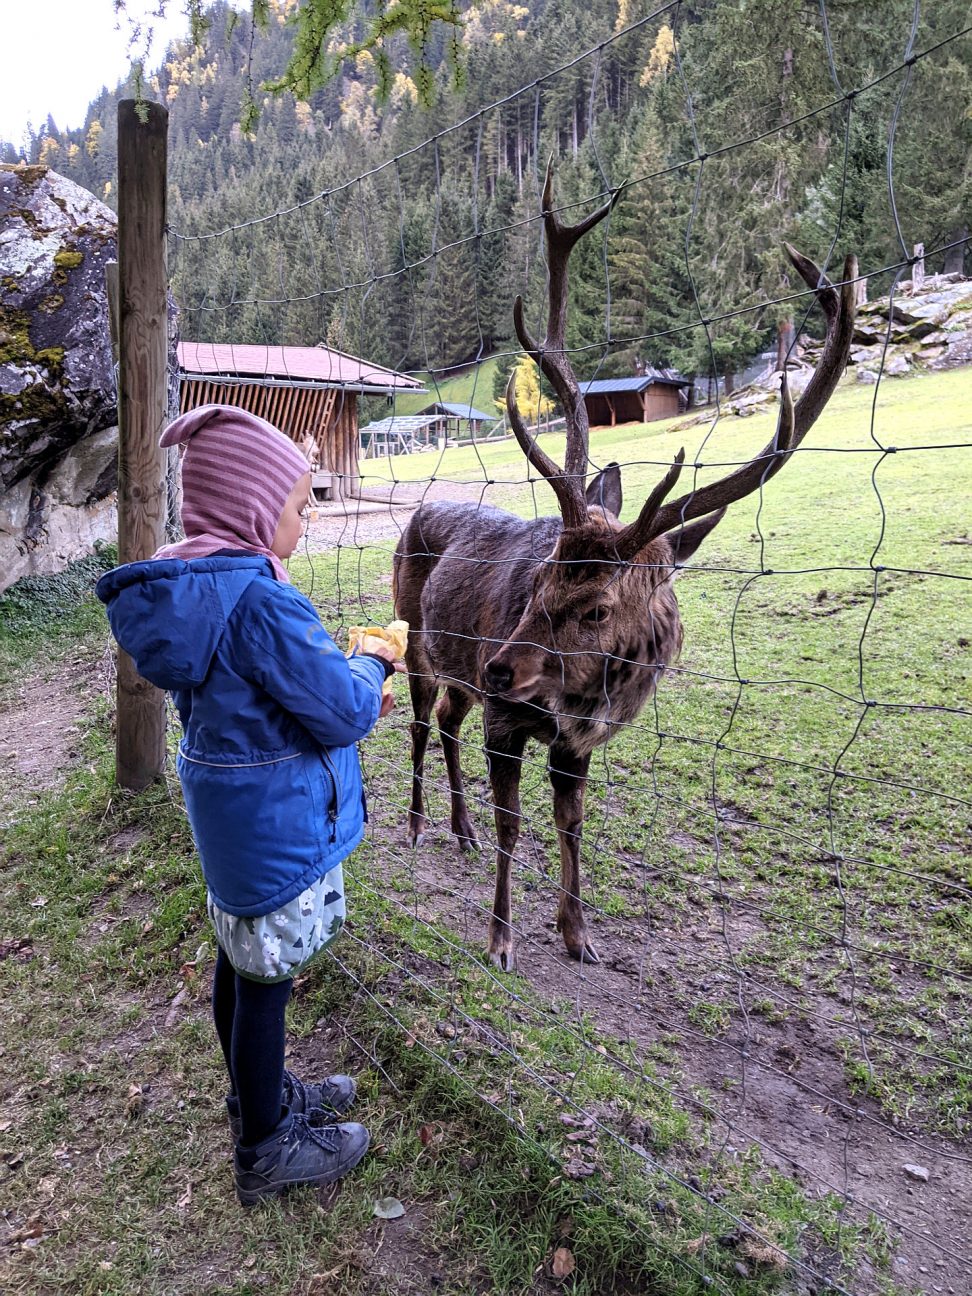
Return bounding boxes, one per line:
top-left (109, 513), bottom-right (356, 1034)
top-left (1, 367), bottom-right (970, 1293)
top-left (1, 700), bottom-right (853, 1295)
top-left (385, 356), bottom-right (505, 419)
top-left (0, 545), bottom-right (117, 690)
top-left (338, 366), bottom-right (972, 1134)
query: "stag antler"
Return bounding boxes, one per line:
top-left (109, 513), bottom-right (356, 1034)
top-left (614, 247), bottom-right (858, 559)
top-left (507, 159), bottom-right (621, 530)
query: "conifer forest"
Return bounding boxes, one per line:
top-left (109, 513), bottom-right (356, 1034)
top-left (5, 0), bottom-right (969, 391)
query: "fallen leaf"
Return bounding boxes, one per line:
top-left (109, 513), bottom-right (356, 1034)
top-left (0, 937), bottom-right (34, 962)
top-left (164, 986), bottom-right (188, 1028)
top-left (177, 1182), bottom-right (192, 1209)
top-left (125, 1084), bottom-right (146, 1120)
top-left (373, 1196), bottom-right (406, 1220)
top-left (685, 1234), bottom-right (711, 1255)
top-left (6, 1149), bottom-right (25, 1169)
top-left (564, 1159), bottom-right (596, 1180)
top-left (418, 1123), bottom-right (435, 1146)
top-left (8, 1219), bottom-right (43, 1244)
top-left (552, 1247), bottom-right (576, 1279)
top-left (29, 896), bottom-right (48, 907)
top-left (565, 1130), bottom-right (596, 1144)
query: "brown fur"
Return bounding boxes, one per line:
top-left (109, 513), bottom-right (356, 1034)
top-left (393, 484), bottom-right (708, 970)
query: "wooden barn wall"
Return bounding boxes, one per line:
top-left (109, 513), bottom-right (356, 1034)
top-left (179, 380), bottom-right (360, 498)
top-left (584, 387), bottom-right (681, 427)
top-left (644, 386), bottom-right (680, 420)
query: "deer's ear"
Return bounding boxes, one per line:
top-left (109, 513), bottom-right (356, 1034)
top-left (586, 462), bottom-right (622, 516)
top-left (665, 509), bottom-right (727, 567)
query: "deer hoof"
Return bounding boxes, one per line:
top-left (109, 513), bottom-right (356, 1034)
top-left (488, 945), bottom-right (516, 973)
top-left (456, 833), bottom-right (481, 855)
top-left (407, 828), bottom-right (426, 848)
top-left (564, 934), bottom-right (600, 965)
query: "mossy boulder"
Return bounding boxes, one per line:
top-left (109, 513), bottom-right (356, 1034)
top-left (1, 165), bottom-right (118, 591)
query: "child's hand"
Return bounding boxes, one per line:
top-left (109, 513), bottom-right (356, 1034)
top-left (368, 642), bottom-right (400, 666)
top-left (378, 691), bottom-right (396, 718)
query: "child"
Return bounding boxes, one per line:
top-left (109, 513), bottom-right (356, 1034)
top-left (97, 404), bottom-right (398, 1206)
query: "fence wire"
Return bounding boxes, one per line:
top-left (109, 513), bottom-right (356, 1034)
top-left (161, 2), bottom-right (971, 1291)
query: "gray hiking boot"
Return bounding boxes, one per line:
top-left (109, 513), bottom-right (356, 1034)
top-left (226, 1069), bottom-right (356, 1141)
top-left (234, 1111), bottom-right (370, 1206)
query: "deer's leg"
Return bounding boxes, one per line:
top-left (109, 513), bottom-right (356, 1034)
top-left (435, 686), bottom-right (479, 853)
top-left (484, 716), bottom-right (527, 972)
top-left (407, 668), bottom-right (437, 847)
top-left (548, 744), bottom-right (598, 964)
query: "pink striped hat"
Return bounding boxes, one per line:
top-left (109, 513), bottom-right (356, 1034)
top-left (154, 404), bottom-right (310, 583)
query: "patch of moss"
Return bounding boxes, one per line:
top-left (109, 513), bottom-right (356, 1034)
top-left (0, 382), bottom-right (66, 425)
top-left (0, 304), bottom-right (65, 373)
top-left (0, 163), bottom-right (48, 188)
top-left (53, 249), bottom-right (83, 270)
top-left (38, 294), bottom-right (65, 314)
top-left (8, 206), bottom-right (46, 239)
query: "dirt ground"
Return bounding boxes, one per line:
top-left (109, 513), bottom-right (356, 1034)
top-left (0, 650), bottom-right (110, 820)
top-left (364, 812), bottom-right (970, 1295)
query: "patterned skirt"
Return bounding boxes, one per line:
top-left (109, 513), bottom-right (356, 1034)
top-left (207, 863), bottom-right (345, 983)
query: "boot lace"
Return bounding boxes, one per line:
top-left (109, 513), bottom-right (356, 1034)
top-left (293, 1112), bottom-right (343, 1153)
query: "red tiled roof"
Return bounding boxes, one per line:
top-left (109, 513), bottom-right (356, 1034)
top-left (178, 341), bottom-right (423, 392)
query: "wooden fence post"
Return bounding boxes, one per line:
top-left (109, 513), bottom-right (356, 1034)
top-left (912, 242), bottom-right (925, 293)
top-left (115, 99), bottom-right (169, 790)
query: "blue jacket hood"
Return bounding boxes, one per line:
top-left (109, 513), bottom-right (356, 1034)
top-left (96, 556), bottom-right (272, 690)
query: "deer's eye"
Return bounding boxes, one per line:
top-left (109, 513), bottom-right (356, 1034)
top-left (581, 604), bottom-right (610, 625)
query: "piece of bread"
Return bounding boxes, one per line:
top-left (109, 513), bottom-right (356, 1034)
top-left (347, 620), bottom-right (409, 693)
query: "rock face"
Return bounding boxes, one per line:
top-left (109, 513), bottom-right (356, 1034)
top-left (674, 274), bottom-right (972, 430)
top-left (0, 164), bottom-right (118, 593)
top-left (840, 276), bottom-right (972, 377)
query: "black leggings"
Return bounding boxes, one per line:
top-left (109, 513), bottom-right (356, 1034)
top-left (212, 946), bottom-right (292, 1146)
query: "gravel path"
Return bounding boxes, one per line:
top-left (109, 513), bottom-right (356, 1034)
top-left (303, 480), bottom-right (500, 552)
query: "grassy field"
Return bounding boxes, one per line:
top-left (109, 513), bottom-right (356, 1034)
top-left (386, 357), bottom-right (505, 419)
top-left (1, 367), bottom-right (969, 1294)
top-left (359, 367), bottom-right (972, 1119)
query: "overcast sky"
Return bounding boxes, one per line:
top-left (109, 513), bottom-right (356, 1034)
top-left (1, 1), bottom-right (196, 147)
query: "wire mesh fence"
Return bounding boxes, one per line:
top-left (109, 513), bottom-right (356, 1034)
top-left (159, 3), bottom-right (971, 1290)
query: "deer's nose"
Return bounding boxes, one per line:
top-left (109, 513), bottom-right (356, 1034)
top-left (484, 659), bottom-right (514, 694)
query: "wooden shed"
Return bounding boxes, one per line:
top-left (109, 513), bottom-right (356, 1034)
top-left (416, 401), bottom-right (496, 443)
top-left (178, 341), bottom-right (424, 500)
top-left (580, 371), bottom-right (689, 427)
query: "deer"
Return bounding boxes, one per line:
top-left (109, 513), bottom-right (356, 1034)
top-left (393, 162), bottom-right (857, 972)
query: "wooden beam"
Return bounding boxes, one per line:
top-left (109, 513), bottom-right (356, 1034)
top-left (115, 98), bottom-right (168, 791)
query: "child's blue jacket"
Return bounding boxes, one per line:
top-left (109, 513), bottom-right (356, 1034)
top-left (96, 555), bottom-right (386, 917)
